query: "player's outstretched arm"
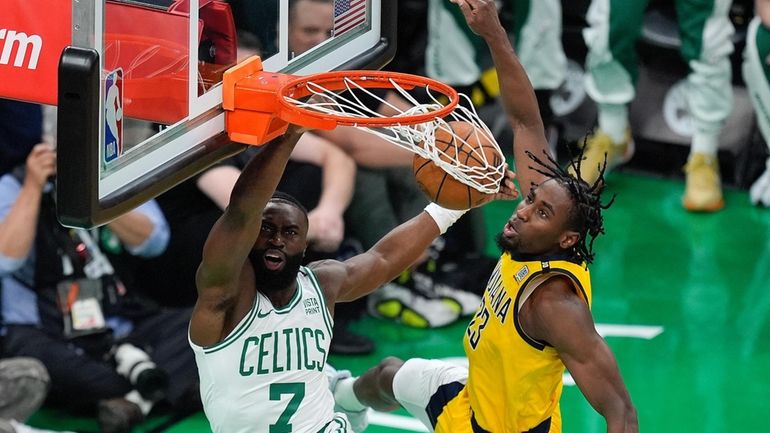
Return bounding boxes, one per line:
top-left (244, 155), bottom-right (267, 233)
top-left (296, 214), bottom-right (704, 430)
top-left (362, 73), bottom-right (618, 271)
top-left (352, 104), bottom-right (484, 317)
top-left (524, 277), bottom-right (638, 433)
top-left (451, 0), bottom-right (549, 197)
top-left (192, 127), bottom-right (305, 347)
top-left (313, 168), bottom-right (517, 303)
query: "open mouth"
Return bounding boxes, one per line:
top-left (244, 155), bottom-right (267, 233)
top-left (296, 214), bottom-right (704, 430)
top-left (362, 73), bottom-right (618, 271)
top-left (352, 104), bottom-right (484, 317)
top-left (263, 250), bottom-right (285, 271)
top-left (503, 221), bottom-right (518, 237)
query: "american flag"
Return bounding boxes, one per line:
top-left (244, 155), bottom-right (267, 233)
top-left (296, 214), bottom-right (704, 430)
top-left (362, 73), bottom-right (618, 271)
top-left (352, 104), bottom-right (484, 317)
top-left (333, 0), bottom-right (367, 37)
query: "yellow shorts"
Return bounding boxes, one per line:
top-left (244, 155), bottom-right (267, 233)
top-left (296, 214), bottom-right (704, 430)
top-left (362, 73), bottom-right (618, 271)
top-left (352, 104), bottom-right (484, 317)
top-left (436, 394), bottom-right (561, 433)
top-left (434, 386), bottom-right (474, 433)
top-left (392, 358), bottom-right (561, 433)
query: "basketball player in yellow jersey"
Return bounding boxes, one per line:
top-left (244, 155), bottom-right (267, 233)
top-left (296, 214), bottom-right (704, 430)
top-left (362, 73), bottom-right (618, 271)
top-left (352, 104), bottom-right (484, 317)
top-left (329, 1), bottom-right (639, 432)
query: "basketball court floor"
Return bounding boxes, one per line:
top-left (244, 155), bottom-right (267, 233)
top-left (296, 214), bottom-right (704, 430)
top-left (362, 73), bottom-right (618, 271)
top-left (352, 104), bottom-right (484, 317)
top-left (5, 1), bottom-right (768, 431)
top-left (26, 170), bottom-right (770, 432)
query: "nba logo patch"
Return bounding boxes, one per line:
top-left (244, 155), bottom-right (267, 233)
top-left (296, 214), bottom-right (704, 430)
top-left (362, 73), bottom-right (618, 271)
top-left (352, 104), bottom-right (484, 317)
top-left (104, 68), bottom-right (124, 164)
top-left (514, 265), bottom-right (529, 283)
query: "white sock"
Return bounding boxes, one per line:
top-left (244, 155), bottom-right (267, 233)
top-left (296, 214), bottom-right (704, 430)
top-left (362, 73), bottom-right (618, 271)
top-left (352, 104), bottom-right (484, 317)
top-left (333, 377), bottom-right (367, 412)
top-left (597, 103), bottom-right (629, 144)
top-left (690, 131), bottom-right (718, 156)
top-left (124, 390), bottom-right (154, 416)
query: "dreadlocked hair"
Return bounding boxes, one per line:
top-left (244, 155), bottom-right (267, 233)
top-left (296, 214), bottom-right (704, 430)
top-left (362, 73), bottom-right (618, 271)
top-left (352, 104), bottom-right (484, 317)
top-left (524, 148), bottom-right (615, 265)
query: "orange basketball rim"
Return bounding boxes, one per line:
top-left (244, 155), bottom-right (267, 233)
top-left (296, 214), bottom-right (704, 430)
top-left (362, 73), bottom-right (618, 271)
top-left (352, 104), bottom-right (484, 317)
top-left (223, 56), bottom-right (460, 145)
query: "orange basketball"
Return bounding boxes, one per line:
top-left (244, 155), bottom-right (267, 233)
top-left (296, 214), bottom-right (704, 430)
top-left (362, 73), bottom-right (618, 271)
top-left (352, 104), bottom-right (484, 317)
top-left (413, 121), bottom-right (502, 210)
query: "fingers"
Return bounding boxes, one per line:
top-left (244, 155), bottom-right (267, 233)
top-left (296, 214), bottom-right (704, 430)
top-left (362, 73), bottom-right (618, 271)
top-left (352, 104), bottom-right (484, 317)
top-left (28, 143), bottom-right (56, 169)
top-left (462, 0), bottom-right (490, 12)
top-left (452, 0), bottom-right (472, 17)
top-left (494, 167), bottom-right (519, 200)
top-left (24, 143), bottom-right (57, 188)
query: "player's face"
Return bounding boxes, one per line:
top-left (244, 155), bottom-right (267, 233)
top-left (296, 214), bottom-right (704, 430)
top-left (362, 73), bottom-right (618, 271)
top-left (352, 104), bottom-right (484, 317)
top-left (496, 179), bottom-right (577, 257)
top-left (250, 202), bottom-right (308, 292)
top-left (288, 0), bottom-right (334, 56)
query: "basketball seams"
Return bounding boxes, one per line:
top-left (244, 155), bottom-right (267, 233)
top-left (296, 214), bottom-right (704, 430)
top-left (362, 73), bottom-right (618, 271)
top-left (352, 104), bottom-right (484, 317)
top-left (458, 127), bottom-right (476, 209)
top-left (435, 133), bottom-right (457, 205)
top-left (413, 120), bottom-right (497, 209)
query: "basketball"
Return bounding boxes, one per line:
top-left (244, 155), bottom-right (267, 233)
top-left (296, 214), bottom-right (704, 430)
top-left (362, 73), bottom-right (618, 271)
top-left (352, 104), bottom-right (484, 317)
top-left (413, 121), bottom-right (502, 210)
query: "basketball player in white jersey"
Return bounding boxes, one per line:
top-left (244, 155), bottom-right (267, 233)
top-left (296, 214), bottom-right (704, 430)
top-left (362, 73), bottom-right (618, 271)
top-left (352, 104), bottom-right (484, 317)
top-left (188, 126), bottom-right (518, 433)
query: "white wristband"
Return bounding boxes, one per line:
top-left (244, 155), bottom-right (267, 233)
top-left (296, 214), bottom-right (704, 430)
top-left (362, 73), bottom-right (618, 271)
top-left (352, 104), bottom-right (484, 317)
top-left (424, 203), bottom-right (467, 235)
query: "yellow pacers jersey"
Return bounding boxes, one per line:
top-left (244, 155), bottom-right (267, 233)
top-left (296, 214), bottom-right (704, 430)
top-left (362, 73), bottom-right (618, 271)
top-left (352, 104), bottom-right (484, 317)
top-left (462, 253), bottom-right (592, 433)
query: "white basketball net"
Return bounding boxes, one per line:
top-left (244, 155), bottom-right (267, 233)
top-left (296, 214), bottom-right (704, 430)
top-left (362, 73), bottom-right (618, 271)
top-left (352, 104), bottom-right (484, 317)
top-left (284, 77), bottom-right (506, 194)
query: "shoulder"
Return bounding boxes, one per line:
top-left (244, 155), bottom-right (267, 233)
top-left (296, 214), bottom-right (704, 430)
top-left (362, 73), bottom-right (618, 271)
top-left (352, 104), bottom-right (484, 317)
top-left (529, 275), bottom-right (589, 315)
top-left (306, 259), bottom-right (347, 301)
top-left (521, 274), bottom-right (593, 344)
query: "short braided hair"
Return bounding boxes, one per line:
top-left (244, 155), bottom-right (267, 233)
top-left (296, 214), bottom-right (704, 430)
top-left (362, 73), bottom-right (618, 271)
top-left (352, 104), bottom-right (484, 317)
top-left (525, 148), bottom-right (615, 264)
top-left (269, 191), bottom-right (309, 218)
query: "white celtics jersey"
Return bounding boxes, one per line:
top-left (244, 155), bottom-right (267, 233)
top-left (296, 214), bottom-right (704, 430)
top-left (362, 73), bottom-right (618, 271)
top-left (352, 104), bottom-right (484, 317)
top-left (191, 267), bottom-right (351, 433)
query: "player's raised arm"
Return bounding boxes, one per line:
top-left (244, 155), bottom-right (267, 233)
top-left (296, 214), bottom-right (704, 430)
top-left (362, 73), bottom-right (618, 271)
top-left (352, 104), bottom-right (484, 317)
top-left (451, 0), bottom-right (549, 196)
top-left (192, 127), bottom-right (305, 346)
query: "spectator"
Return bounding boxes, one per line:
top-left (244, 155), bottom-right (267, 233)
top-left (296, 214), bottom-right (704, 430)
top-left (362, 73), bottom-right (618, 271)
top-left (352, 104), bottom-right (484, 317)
top-left (501, 0), bottom-right (567, 131)
top-left (744, 0), bottom-right (770, 206)
top-left (288, 0), bottom-right (334, 58)
top-left (578, 0), bottom-right (735, 211)
top-left (0, 142), bottom-right (199, 433)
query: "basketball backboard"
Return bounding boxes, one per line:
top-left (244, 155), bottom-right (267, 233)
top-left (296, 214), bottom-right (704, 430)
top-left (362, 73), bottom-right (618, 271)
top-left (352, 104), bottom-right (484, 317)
top-left (54, 0), bottom-right (395, 228)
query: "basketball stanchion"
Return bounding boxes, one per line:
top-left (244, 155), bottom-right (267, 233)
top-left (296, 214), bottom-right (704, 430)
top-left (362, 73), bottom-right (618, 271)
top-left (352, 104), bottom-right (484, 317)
top-left (223, 56), bottom-right (507, 205)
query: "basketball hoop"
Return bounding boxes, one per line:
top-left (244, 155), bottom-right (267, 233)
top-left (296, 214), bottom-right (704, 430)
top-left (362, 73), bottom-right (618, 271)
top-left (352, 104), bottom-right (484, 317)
top-left (223, 56), bottom-right (506, 194)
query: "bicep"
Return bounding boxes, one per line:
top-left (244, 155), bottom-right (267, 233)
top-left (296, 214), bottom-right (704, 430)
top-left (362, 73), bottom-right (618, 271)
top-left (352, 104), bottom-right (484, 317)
top-left (333, 252), bottom-right (390, 301)
top-left (538, 293), bottom-right (632, 417)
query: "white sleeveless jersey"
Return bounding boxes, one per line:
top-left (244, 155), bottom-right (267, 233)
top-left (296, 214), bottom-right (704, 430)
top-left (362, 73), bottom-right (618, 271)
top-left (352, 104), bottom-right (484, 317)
top-left (191, 267), bottom-right (351, 433)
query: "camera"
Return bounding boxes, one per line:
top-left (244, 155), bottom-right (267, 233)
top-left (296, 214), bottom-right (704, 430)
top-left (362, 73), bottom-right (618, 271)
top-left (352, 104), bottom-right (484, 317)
top-left (114, 343), bottom-right (169, 401)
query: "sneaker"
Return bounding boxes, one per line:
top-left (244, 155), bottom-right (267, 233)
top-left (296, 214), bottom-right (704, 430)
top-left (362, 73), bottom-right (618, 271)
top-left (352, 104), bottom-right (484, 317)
top-left (97, 398), bottom-right (144, 433)
top-left (683, 153), bottom-right (724, 212)
top-left (431, 281), bottom-right (482, 317)
top-left (572, 128), bottom-right (635, 185)
top-left (411, 271), bottom-right (481, 317)
top-left (367, 282), bottom-right (460, 328)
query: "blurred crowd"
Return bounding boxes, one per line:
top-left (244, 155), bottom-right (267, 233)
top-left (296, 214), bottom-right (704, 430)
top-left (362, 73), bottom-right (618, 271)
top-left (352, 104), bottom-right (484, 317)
top-left (1, 0), bottom-right (769, 432)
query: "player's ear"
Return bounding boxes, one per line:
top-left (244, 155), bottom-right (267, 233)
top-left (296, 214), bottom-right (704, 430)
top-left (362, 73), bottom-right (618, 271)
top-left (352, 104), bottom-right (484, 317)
top-left (560, 231), bottom-right (579, 250)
